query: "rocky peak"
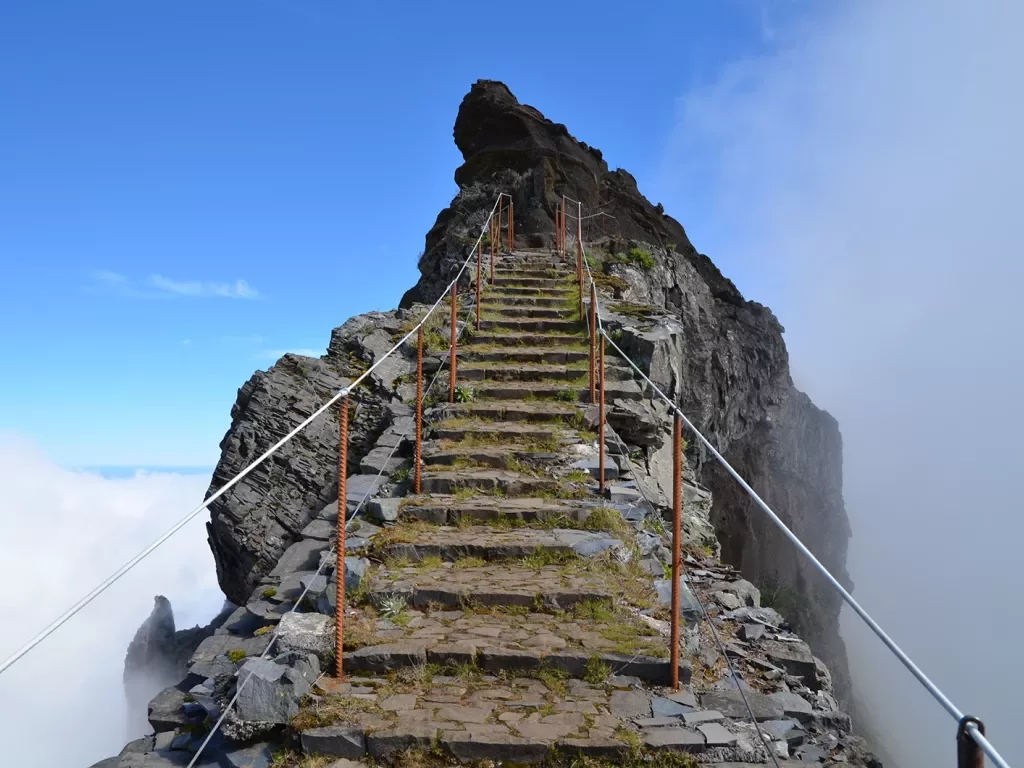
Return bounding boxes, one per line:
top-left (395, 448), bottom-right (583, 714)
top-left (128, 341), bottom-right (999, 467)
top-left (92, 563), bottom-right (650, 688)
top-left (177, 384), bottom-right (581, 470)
top-left (200, 80), bottom-right (855, 710)
top-left (402, 79), bottom-right (744, 308)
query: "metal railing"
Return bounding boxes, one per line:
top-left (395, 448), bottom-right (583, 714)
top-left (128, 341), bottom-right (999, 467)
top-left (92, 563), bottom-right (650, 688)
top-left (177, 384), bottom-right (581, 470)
top-left (568, 199), bottom-right (1010, 768)
top-left (0, 192), bottom-right (510, 681)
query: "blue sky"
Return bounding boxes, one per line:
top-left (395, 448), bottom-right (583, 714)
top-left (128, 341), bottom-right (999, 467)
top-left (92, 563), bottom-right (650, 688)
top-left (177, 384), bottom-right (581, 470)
top-left (0, 0), bottom-right (792, 466)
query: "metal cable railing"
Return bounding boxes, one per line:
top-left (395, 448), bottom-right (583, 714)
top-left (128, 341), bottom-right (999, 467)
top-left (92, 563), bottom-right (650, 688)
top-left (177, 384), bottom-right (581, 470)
top-left (604, 422), bottom-right (782, 768)
top-left (570, 199), bottom-right (1009, 768)
top-left (0, 192), bottom-right (508, 679)
top-left (186, 298), bottom-right (478, 767)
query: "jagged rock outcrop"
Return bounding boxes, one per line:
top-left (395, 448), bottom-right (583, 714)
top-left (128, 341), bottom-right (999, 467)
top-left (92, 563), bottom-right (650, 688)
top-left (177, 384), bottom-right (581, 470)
top-left (205, 309), bottom-right (425, 605)
top-left (123, 597), bottom-right (229, 737)
top-left (398, 79), bottom-right (854, 701)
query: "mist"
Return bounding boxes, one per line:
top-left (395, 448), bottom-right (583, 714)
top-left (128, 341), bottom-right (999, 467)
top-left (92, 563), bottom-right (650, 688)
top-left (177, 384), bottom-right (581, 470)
top-left (0, 433), bottom-right (223, 767)
top-left (666, 0), bottom-right (1024, 765)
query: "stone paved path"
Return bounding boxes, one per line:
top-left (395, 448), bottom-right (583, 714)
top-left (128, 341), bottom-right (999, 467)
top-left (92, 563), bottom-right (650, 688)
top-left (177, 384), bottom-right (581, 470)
top-left (130, 249), bottom-right (872, 768)
top-left (288, 251), bottom-right (758, 765)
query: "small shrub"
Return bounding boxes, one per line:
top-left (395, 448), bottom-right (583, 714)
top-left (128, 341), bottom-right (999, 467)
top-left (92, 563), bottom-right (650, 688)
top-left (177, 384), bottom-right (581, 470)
top-left (454, 384), bottom-right (475, 403)
top-left (583, 654), bottom-right (612, 684)
top-left (378, 594), bottom-right (408, 622)
top-left (226, 649), bottom-right (247, 663)
top-left (582, 507), bottom-right (628, 536)
top-left (391, 466), bottom-right (411, 483)
top-left (565, 468), bottom-right (591, 483)
top-left (612, 247), bottom-right (655, 270)
top-left (555, 388), bottom-right (579, 402)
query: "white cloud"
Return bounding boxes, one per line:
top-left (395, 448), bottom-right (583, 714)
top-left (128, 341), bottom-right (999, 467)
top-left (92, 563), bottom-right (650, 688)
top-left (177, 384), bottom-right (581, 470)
top-left (667, 1), bottom-right (1024, 766)
top-left (87, 272), bottom-right (261, 299)
top-left (149, 275), bottom-right (260, 299)
top-left (0, 433), bottom-right (223, 767)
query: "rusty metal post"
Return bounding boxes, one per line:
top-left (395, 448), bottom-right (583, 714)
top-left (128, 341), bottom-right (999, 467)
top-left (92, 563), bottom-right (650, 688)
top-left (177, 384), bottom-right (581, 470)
top-left (334, 393), bottom-right (350, 678)
top-left (589, 284), bottom-right (597, 402)
top-left (557, 199), bottom-right (565, 257)
top-left (599, 336), bottom-right (606, 495)
top-left (576, 243), bottom-right (583, 320)
top-left (476, 242), bottom-right (482, 331)
top-left (509, 201), bottom-right (514, 251)
top-left (490, 214), bottom-right (496, 285)
top-left (497, 196), bottom-right (504, 253)
top-left (958, 717), bottom-right (985, 768)
top-left (559, 199), bottom-right (564, 256)
top-left (577, 203), bottom-right (584, 318)
top-left (670, 413), bottom-right (682, 689)
top-left (560, 199), bottom-right (566, 257)
top-left (415, 327), bottom-right (423, 494)
top-left (449, 280), bottom-right (458, 403)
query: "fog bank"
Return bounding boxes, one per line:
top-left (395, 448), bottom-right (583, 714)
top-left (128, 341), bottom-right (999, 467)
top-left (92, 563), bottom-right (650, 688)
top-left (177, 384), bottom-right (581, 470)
top-left (0, 433), bottom-right (223, 767)
top-left (667, 1), bottom-right (1024, 765)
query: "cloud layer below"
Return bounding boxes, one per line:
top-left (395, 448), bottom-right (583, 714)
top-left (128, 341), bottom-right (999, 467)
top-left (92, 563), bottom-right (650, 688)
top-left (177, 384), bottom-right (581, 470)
top-left (0, 433), bottom-right (223, 767)
top-left (667, 1), bottom-right (1024, 766)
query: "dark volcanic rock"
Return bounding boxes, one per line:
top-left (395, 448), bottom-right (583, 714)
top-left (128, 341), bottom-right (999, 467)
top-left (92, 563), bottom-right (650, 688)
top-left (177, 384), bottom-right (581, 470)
top-left (205, 310), bottom-right (419, 604)
top-left (204, 79), bottom-right (854, 704)
top-left (398, 79), bottom-right (854, 703)
top-left (123, 596), bottom-right (226, 736)
top-left (401, 79), bottom-right (740, 308)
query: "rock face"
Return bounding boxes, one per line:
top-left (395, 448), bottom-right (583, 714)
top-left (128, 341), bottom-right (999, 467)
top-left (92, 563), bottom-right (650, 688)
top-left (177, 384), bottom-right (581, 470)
top-left (199, 78), bottom-right (851, 704)
top-left (398, 80), bottom-right (853, 701)
top-left (112, 237), bottom-right (877, 766)
top-left (123, 596), bottom-right (224, 736)
top-left (204, 310), bottom-right (424, 606)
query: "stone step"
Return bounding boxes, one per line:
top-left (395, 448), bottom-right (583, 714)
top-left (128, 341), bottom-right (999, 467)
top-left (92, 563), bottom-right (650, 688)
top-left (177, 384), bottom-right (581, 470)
top-left (483, 306), bottom-right (570, 320)
top-left (493, 268), bottom-right (570, 279)
top-left (459, 363), bottom-right (586, 382)
top-left (479, 318), bottom-right (581, 333)
top-left (469, 332), bottom-right (585, 347)
top-left (458, 363), bottom-right (632, 383)
top-left (487, 286), bottom-right (576, 298)
top-left (479, 294), bottom-right (569, 309)
top-left (299, 673), bottom-right (705, 764)
top-left (419, 468), bottom-right (560, 496)
top-left (424, 447), bottom-right (559, 470)
top-left (397, 495), bottom-right (599, 525)
top-left (470, 380), bottom-right (642, 402)
top-left (430, 421), bottom-right (560, 444)
top-left (366, 561), bottom-right (636, 613)
top-left (459, 347), bottom-right (590, 365)
top-left (342, 608), bottom-right (682, 687)
top-left (445, 401), bottom-right (584, 424)
top-left (492, 276), bottom-right (570, 289)
top-left (375, 526), bottom-right (626, 563)
top-left (499, 253), bottom-right (564, 265)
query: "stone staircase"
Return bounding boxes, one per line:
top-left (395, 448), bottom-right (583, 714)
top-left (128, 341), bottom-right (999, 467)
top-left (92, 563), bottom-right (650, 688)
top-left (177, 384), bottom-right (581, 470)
top-left (125, 249), bottom-right (870, 768)
top-left (287, 252), bottom-right (769, 765)
top-left (304, 251), bottom-right (687, 763)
